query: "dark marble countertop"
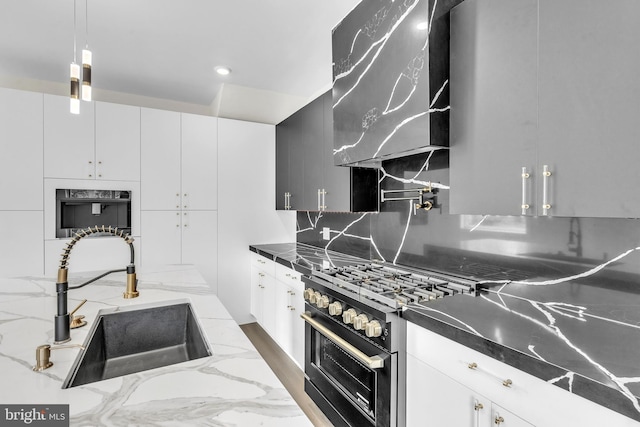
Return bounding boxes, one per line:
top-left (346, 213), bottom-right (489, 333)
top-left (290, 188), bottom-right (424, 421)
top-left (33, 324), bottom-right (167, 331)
top-left (403, 278), bottom-right (640, 423)
top-left (249, 242), bottom-right (640, 423)
top-left (249, 242), bottom-right (370, 275)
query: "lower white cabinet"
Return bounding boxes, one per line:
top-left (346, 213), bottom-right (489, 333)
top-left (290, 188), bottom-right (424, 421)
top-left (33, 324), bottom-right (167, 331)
top-left (141, 210), bottom-right (217, 289)
top-left (0, 211), bottom-right (44, 277)
top-left (406, 323), bottom-right (639, 427)
top-left (250, 252), bottom-right (305, 368)
top-left (407, 353), bottom-right (533, 427)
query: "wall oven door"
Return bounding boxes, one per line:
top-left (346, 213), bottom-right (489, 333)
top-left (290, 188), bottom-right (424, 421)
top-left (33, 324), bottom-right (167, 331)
top-left (302, 311), bottom-right (396, 427)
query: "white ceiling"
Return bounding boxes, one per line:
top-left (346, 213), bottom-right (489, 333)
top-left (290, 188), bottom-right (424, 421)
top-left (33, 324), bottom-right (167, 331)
top-left (0, 0), bottom-right (360, 122)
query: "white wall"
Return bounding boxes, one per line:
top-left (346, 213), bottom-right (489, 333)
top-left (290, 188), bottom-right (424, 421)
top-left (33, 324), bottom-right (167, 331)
top-left (217, 118), bottom-right (296, 324)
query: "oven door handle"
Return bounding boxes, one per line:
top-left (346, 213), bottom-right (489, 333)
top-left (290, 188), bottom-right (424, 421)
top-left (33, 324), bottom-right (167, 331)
top-left (301, 312), bottom-right (385, 370)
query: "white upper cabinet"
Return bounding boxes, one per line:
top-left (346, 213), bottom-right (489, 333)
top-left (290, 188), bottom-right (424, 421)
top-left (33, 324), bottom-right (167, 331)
top-left (141, 108), bottom-right (181, 210)
top-left (44, 94), bottom-right (95, 180)
top-left (140, 109), bottom-right (217, 211)
top-left (44, 95), bottom-right (141, 181)
top-left (95, 102), bottom-right (141, 181)
top-left (0, 88), bottom-right (43, 210)
top-left (181, 113), bottom-right (217, 210)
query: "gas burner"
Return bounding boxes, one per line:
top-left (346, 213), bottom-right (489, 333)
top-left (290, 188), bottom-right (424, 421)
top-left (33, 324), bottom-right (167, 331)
top-left (312, 262), bottom-right (477, 310)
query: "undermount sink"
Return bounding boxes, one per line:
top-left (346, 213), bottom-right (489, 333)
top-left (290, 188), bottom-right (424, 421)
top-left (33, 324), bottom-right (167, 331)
top-left (62, 299), bottom-right (212, 388)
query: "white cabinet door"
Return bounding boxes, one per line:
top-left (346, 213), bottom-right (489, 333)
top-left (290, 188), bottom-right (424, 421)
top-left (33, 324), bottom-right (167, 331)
top-left (95, 102), bottom-right (140, 181)
top-left (491, 404), bottom-right (534, 427)
top-left (140, 211), bottom-right (182, 270)
top-left (273, 280), bottom-right (291, 352)
top-left (407, 353), bottom-right (486, 427)
top-left (0, 211), bottom-right (43, 277)
top-left (289, 282), bottom-right (305, 369)
top-left (182, 210), bottom-right (217, 290)
top-left (250, 264), bottom-right (265, 324)
top-left (141, 108), bottom-right (181, 210)
top-left (261, 273), bottom-right (277, 337)
top-left (181, 114), bottom-right (217, 210)
top-left (44, 94), bottom-right (95, 179)
top-left (0, 88), bottom-right (43, 210)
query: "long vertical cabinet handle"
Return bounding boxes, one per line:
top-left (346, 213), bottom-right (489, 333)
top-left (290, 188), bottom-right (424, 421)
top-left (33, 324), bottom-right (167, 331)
top-left (284, 192), bottom-right (291, 210)
top-left (542, 165), bottom-right (552, 215)
top-left (317, 189), bottom-right (321, 211)
top-left (521, 167), bottom-right (530, 215)
top-left (321, 189), bottom-right (327, 211)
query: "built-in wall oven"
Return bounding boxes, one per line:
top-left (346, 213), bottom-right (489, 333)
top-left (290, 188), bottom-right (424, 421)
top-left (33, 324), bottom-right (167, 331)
top-left (55, 189), bottom-right (131, 238)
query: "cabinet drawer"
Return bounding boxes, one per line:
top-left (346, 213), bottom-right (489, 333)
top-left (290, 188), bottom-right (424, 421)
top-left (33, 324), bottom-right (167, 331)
top-left (275, 263), bottom-right (304, 290)
top-left (408, 323), bottom-right (533, 407)
top-left (250, 252), bottom-right (274, 276)
top-left (406, 323), bottom-right (639, 427)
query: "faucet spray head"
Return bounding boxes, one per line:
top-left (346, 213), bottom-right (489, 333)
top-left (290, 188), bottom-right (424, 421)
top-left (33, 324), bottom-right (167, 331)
top-left (124, 264), bottom-right (139, 299)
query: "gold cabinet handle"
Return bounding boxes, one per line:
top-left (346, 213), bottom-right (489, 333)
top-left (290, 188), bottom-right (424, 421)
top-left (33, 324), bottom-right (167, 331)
top-left (474, 401), bottom-right (484, 411)
top-left (502, 379), bottom-right (513, 388)
top-left (495, 415), bottom-right (505, 425)
top-left (468, 362), bottom-right (478, 370)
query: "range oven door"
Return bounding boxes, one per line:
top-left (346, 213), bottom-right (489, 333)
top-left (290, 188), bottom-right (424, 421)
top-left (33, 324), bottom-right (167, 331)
top-left (302, 311), bottom-right (395, 427)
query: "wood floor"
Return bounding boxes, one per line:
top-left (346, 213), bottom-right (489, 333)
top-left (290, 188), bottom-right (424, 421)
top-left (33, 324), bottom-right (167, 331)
top-left (240, 322), bottom-right (334, 427)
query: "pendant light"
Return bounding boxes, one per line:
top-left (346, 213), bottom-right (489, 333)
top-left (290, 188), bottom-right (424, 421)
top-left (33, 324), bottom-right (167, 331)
top-left (81, 0), bottom-right (92, 102)
top-left (70, 0), bottom-right (80, 114)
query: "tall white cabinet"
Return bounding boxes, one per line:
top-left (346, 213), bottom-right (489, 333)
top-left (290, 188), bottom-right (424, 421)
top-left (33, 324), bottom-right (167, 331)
top-left (0, 88), bottom-right (44, 277)
top-left (218, 118), bottom-right (296, 324)
top-left (140, 108), bottom-right (218, 289)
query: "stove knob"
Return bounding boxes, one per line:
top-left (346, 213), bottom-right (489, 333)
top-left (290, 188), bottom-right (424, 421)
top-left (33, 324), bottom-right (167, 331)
top-left (342, 308), bottom-right (357, 324)
top-left (328, 302), bottom-right (343, 316)
top-left (353, 314), bottom-right (369, 331)
top-left (365, 320), bottom-right (383, 338)
top-left (303, 288), bottom-right (315, 302)
top-left (316, 295), bottom-right (330, 309)
top-left (310, 291), bottom-right (321, 305)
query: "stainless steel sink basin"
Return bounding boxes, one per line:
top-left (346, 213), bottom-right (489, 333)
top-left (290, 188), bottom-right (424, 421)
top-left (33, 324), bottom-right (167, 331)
top-left (62, 299), bottom-right (212, 388)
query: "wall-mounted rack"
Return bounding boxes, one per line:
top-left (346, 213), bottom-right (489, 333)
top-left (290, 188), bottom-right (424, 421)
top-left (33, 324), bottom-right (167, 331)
top-left (380, 184), bottom-right (440, 215)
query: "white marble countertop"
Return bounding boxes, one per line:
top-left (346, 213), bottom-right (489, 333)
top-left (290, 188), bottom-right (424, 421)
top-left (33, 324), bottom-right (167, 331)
top-left (0, 266), bottom-right (312, 426)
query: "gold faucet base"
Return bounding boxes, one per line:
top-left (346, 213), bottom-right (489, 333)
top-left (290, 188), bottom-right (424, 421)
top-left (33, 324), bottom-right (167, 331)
top-left (70, 315), bottom-right (87, 329)
top-left (33, 362), bottom-right (53, 372)
top-left (124, 272), bottom-right (139, 299)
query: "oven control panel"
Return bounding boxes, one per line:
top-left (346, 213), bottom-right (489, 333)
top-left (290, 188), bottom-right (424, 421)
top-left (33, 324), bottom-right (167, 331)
top-left (304, 287), bottom-right (388, 341)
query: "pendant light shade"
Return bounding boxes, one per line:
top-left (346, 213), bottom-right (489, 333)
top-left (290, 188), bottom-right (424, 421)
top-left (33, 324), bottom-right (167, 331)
top-left (81, 48), bottom-right (92, 101)
top-left (70, 62), bottom-right (80, 114)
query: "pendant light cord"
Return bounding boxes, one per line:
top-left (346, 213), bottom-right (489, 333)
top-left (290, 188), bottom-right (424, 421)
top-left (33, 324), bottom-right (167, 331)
top-left (85, 0), bottom-right (88, 48)
top-left (73, 0), bottom-right (77, 62)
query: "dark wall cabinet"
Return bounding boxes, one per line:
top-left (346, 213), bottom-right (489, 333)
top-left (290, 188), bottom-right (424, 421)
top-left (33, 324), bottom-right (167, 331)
top-left (450, 0), bottom-right (640, 218)
top-left (276, 90), bottom-right (378, 212)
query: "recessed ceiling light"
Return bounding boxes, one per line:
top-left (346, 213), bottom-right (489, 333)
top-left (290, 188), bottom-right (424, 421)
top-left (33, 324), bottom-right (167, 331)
top-left (416, 21), bottom-right (429, 30)
top-left (215, 66), bottom-right (231, 76)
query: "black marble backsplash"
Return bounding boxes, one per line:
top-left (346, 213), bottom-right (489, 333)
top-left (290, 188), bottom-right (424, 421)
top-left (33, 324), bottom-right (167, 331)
top-left (297, 150), bottom-right (640, 290)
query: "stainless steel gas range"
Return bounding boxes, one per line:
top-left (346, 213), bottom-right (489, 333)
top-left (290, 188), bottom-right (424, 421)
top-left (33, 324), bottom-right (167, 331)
top-left (301, 263), bottom-right (477, 427)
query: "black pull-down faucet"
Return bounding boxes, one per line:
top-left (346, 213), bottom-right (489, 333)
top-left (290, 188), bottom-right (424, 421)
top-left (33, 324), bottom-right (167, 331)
top-left (54, 225), bottom-right (139, 344)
